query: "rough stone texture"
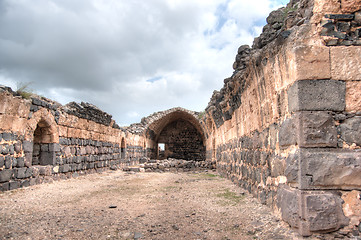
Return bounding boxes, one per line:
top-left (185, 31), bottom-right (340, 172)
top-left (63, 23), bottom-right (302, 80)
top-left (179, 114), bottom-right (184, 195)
top-left (288, 80), bottom-right (346, 112)
top-left (277, 185), bottom-right (300, 228)
top-left (299, 149), bottom-right (361, 190)
top-left (277, 186), bottom-right (350, 236)
top-left (303, 193), bottom-right (349, 234)
top-left (345, 81), bottom-right (361, 112)
top-left (340, 116), bottom-right (361, 146)
top-left (331, 47), bottom-right (361, 81)
top-left (341, 0), bottom-right (361, 13)
top-left (294, 46), bottom-right (331, 80)
top-left (298, 111), bottom-right (337, 147)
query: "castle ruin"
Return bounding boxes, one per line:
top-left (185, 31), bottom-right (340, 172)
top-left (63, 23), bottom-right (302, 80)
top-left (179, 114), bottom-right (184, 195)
top-left (0, 0), bottom-right (360, 237)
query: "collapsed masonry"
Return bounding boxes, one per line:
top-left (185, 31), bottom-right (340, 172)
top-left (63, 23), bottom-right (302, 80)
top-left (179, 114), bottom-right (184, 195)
top-left (0, 0), bottom-right (360, 237)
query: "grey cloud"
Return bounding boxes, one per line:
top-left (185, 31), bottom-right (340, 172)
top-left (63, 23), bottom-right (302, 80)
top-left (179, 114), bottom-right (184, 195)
top-left (0, 0), bottom-right (279, 125)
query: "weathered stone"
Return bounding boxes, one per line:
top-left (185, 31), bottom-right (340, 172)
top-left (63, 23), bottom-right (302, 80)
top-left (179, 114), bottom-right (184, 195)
top-left (325, 14), bottom-right (354, 20)
top-left (39, 151), bottom-right (56, 165)
top-left (279, 117), bottom-right (298, 148)
top-left (305, 193), bottom-right (349, 232)
top-left (16, 157), bottom-right (24, 167)
top-left (2, 132), bottom-right (14, 141)
top-left (340, 116), bottom-right (361, 146)
top-left (0, 169), bottom-right (13, 183)
top-left (299, 149), bottom-right (361, 190)
top-left (23, 141), bottom-right (33, 153)
top-left (14, 168), bottom-right (27, 179)
top-left (331, 46), bottom-right (361, 81)
top-left (49, 143), bottom-right (60, 152)
top-left (294, 46), bottom-right (331, 81)
top-left (288, 80), bottom-right (346, 112)
top-left (341, 0), bottom-right (361, 13)
top-left (4, 156), bottom-right (12, 169)
top-left (285, 153), bottom-right (299, 184)
top-left (277, 185), bottom-right (300, 228)
top-left (298, 111), bottom-right (337, 147)
top-left (9, 181), bottom-right (19, 190)
top-left (0, 156), bottom-right (4, 167)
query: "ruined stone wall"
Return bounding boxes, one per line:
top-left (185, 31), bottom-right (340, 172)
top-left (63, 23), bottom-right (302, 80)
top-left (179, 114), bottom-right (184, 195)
top-left (201, 0), bottom-right (361, 237)
top-left (0, 87), bottom-right (145, 191)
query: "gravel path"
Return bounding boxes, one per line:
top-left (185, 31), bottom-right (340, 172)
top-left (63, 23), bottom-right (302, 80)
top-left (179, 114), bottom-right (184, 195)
top-left (0, 170), bottom-right (304, 240)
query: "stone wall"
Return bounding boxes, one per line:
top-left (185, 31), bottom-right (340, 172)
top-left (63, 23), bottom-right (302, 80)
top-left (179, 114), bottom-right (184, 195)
top-left (0, 87), bottom-right (145, 191)
top-left (201, 0), bottom-right (361, 237)
top-left (0, 0), bottom-right (360, 238)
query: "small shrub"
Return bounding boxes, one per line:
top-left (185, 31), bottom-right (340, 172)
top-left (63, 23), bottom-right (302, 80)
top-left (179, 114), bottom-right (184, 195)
top-left (16, 82), bottom-right (34, 99)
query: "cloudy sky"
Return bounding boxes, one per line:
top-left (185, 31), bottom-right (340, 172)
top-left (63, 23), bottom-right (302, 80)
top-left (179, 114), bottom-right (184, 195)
top-left (0, 0), bottom-right (287, 126)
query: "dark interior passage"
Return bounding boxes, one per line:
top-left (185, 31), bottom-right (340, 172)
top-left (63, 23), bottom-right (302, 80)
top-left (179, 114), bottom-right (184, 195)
top-left (157, 119), bottom-right (205, 161)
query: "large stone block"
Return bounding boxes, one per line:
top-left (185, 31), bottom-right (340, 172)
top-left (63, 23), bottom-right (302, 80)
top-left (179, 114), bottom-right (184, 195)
top-left (345, 81), bottom-right (361, 112)
top-left (299, 149), bottom-right (361, 190)
top-left (0, 169), bottom-right (12, 183)
top-left (341, 0), bottom-right (361, 13)
top-left (340, 116), bottom-right (361, 146)
top-left (278, 117), bottom-right (298, 148)
top-left (288, 80), bottom-right (345, 112)
top-left (294, 46), bottom-right (331, 81)
top-left (39, 151), bottom-right (56, 165)
top-left (277, 185), bottom-right (300, 228)
top-left (277, 186), bottom-right (350, 236)
top-left (298, 111), bottom-right (337, 147)
top-left (331, 46), bottom-right (361, 81)
top-left (303, 193), bottom-right (349, 234)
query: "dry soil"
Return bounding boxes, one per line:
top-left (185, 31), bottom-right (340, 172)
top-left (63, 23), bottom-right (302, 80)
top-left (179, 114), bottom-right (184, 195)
top-left (0, 170), bottom-right (305, 240)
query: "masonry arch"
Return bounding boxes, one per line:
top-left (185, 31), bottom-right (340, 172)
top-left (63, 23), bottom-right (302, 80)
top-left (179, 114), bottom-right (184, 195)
top-left (145, 108), bottom-right (206, 161)
top-left (27, 109), bottom-right (59, 166)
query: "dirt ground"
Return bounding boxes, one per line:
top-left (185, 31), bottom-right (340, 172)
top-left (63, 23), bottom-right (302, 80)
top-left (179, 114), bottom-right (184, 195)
top-left (0, 170), bottom-right (305, 240)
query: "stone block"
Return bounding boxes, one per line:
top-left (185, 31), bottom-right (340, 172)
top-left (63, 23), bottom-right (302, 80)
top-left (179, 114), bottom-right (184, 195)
top-left (346, 81), bottom-right (361, 112)
top-left (16, 157), bottom-right (24, 167)
top-left (9, 181), bottom-right (19, 190)
top-left (299, 149), bottom-right (361, 190)
top-left (40, 144), bottom-right (49, 152)
top-left (341, 0), bottom-right (361, 13)
top-left (0, 169), bottom-right (13, 183)
top-left (277, 185), bottom-right (300, 228)
top-left (279, 117), bottom-right (298, 148)
top-left (23, 141), bottom-right (33, 153)
top-left (0, 156), bottom-right (4, 167)
top-left (340, 116), bottom-right (361, 146)
top-left (1, 182), bottom-right (9, 191)
top-left (24, 152), bottom-right (32, 167)
top-left (288, 80), bottom-right (345, 112)
top-left (14, 168), bottom-right (27, 179)
top-left (39, 151), bottom-right (56, 165)
top-left (60, 164), bottom-right (70, 173)
top-left (294, 46), bottom-right (331, 81)
top-left (4, 156), bottom-right (12, 169)
top-left (304, 193), bottom-right (349, 233)
top-left (285, 152), bottom-right (299, 184)
top-left (331, 46), bottom-right (361, 81)
top-left (298, 111), bottom-right (337, 147)
top-left (48, 143), bottom-right (60, 152)
top-left (2, 132), bottom-right (14, 141)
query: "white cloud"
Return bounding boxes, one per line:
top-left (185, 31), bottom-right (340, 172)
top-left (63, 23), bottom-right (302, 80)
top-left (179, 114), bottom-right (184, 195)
top-left (0, 0), bottom-right (286, 126)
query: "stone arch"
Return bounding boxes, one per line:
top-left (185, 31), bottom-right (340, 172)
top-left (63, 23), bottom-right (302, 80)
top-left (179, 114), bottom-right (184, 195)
top-left (26, 108), bottom-right (59, 166)
top-left (144, 108), bottom-right (206, 161)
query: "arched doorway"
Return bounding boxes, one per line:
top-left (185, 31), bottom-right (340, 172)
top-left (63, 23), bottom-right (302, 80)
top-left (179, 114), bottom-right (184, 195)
top-left (32, 120), bottom-right (57, 166)
top-left (145, 108), bottom-right (206, 161)
top-left (120, 138), bottom-right (126, 159)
